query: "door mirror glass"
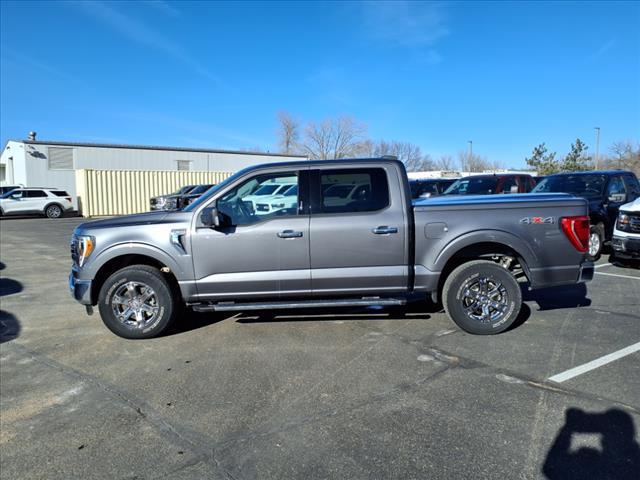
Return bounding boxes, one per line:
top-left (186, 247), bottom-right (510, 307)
top-left (200, 207), bottom-right (221, 228)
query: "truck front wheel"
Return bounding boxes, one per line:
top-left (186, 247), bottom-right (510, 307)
top-left (98, 265), bottom-right (179, 339)
top-left (442, 260), bottom-right (522, 335)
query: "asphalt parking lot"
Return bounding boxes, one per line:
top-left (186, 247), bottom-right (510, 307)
top-left (1, 217), bottom-right (639, 479)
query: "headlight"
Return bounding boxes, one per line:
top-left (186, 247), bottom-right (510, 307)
top-left (77, 235), bottom-right (95, 267)
top-left (164, 198), bottom-right (178, 210)
top-left (617, 212), bottom-right (630, 232)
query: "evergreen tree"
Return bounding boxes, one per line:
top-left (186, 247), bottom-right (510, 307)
top-left (561, 138), bottom-right (591, 171)
top-left (525, 143), bottom-right (560, 175)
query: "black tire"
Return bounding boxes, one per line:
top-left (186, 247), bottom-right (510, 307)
top-left (45, 203), bottom-right (63, 219)
top-left (442, 260), bottom-right (522, 335)
top-left (587, 224), bottom-right (604, 261)
top-left (98, 265), bottom-right (179, 339)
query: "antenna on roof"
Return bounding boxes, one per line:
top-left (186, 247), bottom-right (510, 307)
top-left (28, 131), bottom-right (37, 141)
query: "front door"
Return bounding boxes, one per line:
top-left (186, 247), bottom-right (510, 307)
top-left (308, 165), bottom-right (409, 296)
top-left (190, 169), bottom-right (310, 300)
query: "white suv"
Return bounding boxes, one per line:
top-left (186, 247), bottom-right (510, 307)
top-left (0, 188), bottom-right (73, 218)
top-left (612, 198), bottom-right (640, 262)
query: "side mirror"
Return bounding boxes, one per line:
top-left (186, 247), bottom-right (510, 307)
top-left (510, 185), bottom-right (519, 194)
top-left (608, 193), bottom-right (626, 203)
top-left (200, 207), bottom-right (220, 228)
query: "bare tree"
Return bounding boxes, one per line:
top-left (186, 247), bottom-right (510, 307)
top-left (276, 111), bottom-right (301, 155)
top-left (301, 116), bottom-right (368, 160)
top-left (458, 151), bottom-right (493, 172)
top-left (605, 140), bottom-right (640, 174)
top-left (361, 139), bottom-right (434, 171)
top-left (436, 155), bottom-right (455, 170)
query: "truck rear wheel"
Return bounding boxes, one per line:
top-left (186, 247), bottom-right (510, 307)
top-left (442, 260), bottom-right (521, 335)
top-left (98, 265), bottom-right (178, 339)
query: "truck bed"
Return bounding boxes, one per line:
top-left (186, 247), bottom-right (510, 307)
top-left (412, 193), bottom-right (590, 292)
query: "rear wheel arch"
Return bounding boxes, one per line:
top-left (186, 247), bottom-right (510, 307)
top-left (434, 241), bottom-right (530, 304)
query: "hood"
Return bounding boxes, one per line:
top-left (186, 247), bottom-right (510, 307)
top-left (620, 197), bottom-right (640, 213)
top-left (76, 210), bottom-right (190, 231)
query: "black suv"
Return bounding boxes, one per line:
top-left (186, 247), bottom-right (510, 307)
top-left (409, 178), bottom-right (457, 199)
top-left (532, 170), bottom-right (640, 259)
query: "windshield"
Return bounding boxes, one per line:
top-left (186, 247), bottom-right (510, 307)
top-left (1, 189), bottom-right (20, 198)
top-left (444, 177), bottom-right (498, 195)
top-left (283, 185), bottom-right (298, 196)
top-left (183, 172), bottom-right (246, 211)
top-left (176, 185), bottom-right (195, 195)
top-left (532, 174), bottom-right (606, 198)
top-left (188, 184), bottom-right (214, 195)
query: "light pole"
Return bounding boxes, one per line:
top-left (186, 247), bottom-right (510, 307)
top-left (594, 127), bottom-right (600, 170)
top-left (467, 140), bottom-right (473, 172)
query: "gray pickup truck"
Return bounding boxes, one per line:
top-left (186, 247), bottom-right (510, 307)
top-left (70, 158), bottom-right (594, 339)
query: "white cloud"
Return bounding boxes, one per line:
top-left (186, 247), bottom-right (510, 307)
top-left (361, 1), bottom-right (449, 48)
top-left (591, 37), bottom-right (616, 60)
top-left (75, 1), bottom-right (220, 84)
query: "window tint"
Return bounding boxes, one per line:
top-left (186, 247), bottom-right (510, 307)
top-left (319, 168), bottom-right (389, 213)
top-left (445, 177), bottom-right (498, 195)
top-left (216, 172), bottom-right (298, 225)
top-left (532, 174), bottom-right (606, 198)
top-left (623, 174), bottom-right (640, 197)
top-left (607, 176), bottom-right (626, 196)
top-left (26, 190), bottom-right (47, 197)
top-left (52, 190), bottom-right (70, 197)
top-left (501, 177), bottom-right (518, 193)
top-left (2, 189), bottom-right (24, 198)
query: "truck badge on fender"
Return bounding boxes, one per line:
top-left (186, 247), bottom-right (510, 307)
top-left (520, 217), bottom-right (554, 225)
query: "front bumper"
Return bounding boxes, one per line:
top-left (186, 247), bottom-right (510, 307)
top-left (612, 235), bottom-right (640, 258)
top-left (69, 268), bottom-right (92, 305)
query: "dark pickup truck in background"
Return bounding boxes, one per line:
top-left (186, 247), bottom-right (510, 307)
top-left (70, 158), bottom-right (593, 339)
top-left (532, 170), bottom-right (640, 259)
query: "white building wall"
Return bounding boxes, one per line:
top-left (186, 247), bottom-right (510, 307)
top-left (0, 141), bottom-right (28, 186)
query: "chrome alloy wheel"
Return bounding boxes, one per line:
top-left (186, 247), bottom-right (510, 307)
top-left (460, 276), bottom-right (509, 324)
top-left (588, 231), bottom-right (601, 257)
top-left (111, 281), bottom-right (159, 329)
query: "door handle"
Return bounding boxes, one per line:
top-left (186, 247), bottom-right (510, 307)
top-left (372, 226), bottom-right (398, 235)
top-left (277, 230), bottom-right (303, 238)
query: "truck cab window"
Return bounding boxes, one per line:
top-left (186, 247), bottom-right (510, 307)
top-left (319, 168), bottom-right (389, 214)
top-left (216, 172), bottom-right (298, 226)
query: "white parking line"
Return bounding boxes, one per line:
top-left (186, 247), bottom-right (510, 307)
top-left (548, 341), bottom-right (640, 383)
top-left (595, 271), bottom-right (640, 280)
top-left (594, 263), bottom-right (613, 269)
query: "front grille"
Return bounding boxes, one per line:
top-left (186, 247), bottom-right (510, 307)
top-left (70, 236), bottom-right (79, 265)
top-left (629, 214), bottom-right (640, 234)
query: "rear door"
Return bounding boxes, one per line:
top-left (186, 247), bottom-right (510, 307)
top-left (308, 164), bottom-right (409, 296)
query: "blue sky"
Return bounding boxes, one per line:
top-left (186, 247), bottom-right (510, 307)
top-left (1, 0), bottom-right (639, 168)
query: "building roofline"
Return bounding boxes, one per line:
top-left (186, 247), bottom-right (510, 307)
top-left (7, 139), bottom-right (307, 158)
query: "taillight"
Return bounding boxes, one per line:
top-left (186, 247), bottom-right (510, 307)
top-left (560, 216), bottom-right (590, 253)
top-left (65, 197), bottom-right (72, 203)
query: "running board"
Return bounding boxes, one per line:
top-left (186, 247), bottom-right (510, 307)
top-left (192, 297), bottom-right (406, 312)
